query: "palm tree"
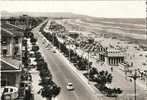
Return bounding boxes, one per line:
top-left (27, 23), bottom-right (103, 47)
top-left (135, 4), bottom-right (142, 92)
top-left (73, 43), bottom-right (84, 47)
top-left (96, 70), bottom-right (113, 87)
top-left (35, 52), bottom-right (42, 58)
top-left (22, 39), bottom-right (27, 46)
top-left (106, 88), bottom-right (122, 97)
top-left (30, 38), bottom-right (37, 45)
top-left (40, 81), bottom-right (61, 100)
top-left (36, 58), bottom-right (45, 70)
top-left (89, 67), bottom-right (98, 81)
top-left (22, 47), bottom-right (29, 67)
top-left (32, 45), bottom-right (39, 52)
top-left (113, 88), bottom-right (122, 96)
top-left (28, 32), bottom-right (34, 39)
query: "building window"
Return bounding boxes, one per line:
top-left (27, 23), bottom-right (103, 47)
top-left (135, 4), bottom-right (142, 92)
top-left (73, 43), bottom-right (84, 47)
top-left (4, 88), bottom-right (9, 92)
top-left (1, 37), bottom-right (9, 46)
top-left (14, 47), bottom-right (19, 56)
top-left (1, 80), bottom-right (7, 86)
top-left (10, 88), bottom-right (13, 92)
top-left (2, 49), bottom-right (7, 56)
top-left (14, 37), bottom-right (19, 44)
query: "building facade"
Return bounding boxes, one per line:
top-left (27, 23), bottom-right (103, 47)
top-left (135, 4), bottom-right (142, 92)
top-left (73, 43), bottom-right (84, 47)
top-left (1, 29), bottom-right (23, 58)
top-left (99, 48), bottom-right (125, 66)
top-left (1, 21), bottom-right (24, 100)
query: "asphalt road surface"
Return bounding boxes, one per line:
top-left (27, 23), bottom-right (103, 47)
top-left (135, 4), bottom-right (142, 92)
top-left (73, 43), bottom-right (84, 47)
top-left (32, 20), bottom-right (99, 100)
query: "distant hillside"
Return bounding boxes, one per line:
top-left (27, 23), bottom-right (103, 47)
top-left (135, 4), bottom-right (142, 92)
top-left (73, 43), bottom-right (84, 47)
top-left (1, 11), bottom-right (81, 18)
top-left (1, 11), bottom-right (145, 25)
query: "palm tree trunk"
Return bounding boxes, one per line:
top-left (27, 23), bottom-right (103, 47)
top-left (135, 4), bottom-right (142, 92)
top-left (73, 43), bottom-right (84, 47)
top-left (47, 97), bottom-right (51, 100)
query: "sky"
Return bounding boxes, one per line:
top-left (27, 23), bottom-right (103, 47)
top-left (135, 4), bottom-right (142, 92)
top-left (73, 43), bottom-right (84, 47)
top-left (0, 1), bottom-right (146, 18)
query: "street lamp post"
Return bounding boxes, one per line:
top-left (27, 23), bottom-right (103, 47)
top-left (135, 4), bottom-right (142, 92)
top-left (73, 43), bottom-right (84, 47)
top-left (87, 46), bottom-right (92, 84)
top-left (51, 32), bottom-right (56, 46)
top-left (58, 33), bottom-right (61, 51)
top-left (145, 75), bottom-right (147, 88)
top-left (128, 69), bottom-right (140, 100)
top-left (69, 44), bottom-right (71, 61)
top-left (124, 66), bottom-right (130, 80)
top-left (58, 38), bottom-right (61, 51)
top-left (66, 39), bottom-right (72, 61)
top-left (53, 33), bottom-right (55, 46)
top-left (143, 71), bottom-right (147, 89)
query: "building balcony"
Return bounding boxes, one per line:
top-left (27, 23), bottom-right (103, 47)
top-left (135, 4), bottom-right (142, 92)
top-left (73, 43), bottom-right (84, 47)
top-left (1, 57), bottom-right (22, 73)
top-left (1, 41), bottom-right (9, 46)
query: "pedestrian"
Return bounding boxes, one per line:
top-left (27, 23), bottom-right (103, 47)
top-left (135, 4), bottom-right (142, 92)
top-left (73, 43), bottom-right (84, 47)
top-left (42, 38), bottom-right (46, 44)
top-left (111, 67), bottom-right (113, 72)
top-left (37, 88), bottom-right (43, 94)
top-left (46, 44), bottom-right (50, 48)
top-left (37, 89), bottom-right (41, 94)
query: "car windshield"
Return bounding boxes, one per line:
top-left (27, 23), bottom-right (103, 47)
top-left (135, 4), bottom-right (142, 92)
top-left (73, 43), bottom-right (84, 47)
top-left (68, 83), bottom-right (72, 86)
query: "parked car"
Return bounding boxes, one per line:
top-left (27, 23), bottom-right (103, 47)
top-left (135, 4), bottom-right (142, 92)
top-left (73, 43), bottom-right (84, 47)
top-left (53, 50), bottom-right (56, 53)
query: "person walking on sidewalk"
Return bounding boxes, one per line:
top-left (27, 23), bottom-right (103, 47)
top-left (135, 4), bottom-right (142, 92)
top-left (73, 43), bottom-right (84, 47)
top-left (111, 67), bottom-right (113, 72)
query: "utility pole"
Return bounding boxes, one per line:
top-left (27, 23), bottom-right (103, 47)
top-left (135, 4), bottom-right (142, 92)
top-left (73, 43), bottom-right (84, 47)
top-left (128, 69), bottom-right (140, 100)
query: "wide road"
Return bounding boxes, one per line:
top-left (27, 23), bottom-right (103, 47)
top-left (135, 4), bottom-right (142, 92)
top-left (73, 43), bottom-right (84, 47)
top-left (32, 20), bottom-right (99, 100)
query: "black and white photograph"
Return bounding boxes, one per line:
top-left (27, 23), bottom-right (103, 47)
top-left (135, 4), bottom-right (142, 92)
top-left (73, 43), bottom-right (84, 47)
top-left (0, 1), bottom-right (147, 100)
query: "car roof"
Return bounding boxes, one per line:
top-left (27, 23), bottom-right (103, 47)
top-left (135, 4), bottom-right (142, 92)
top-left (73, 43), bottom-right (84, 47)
top-left (68, 83), bottom-right (72, 85)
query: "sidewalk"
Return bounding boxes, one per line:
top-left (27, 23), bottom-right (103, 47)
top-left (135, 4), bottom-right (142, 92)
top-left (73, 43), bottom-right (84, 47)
top-left (30, 21), bottom-right (57, 100)
top-left (79, 48), bottom-right (146, 90)
top-left (75, 48), bottom-right (147, 100)
top-left (26, 32), bottom-right (47, 100)
top-left (30, 68), bottom-right (47, 100)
